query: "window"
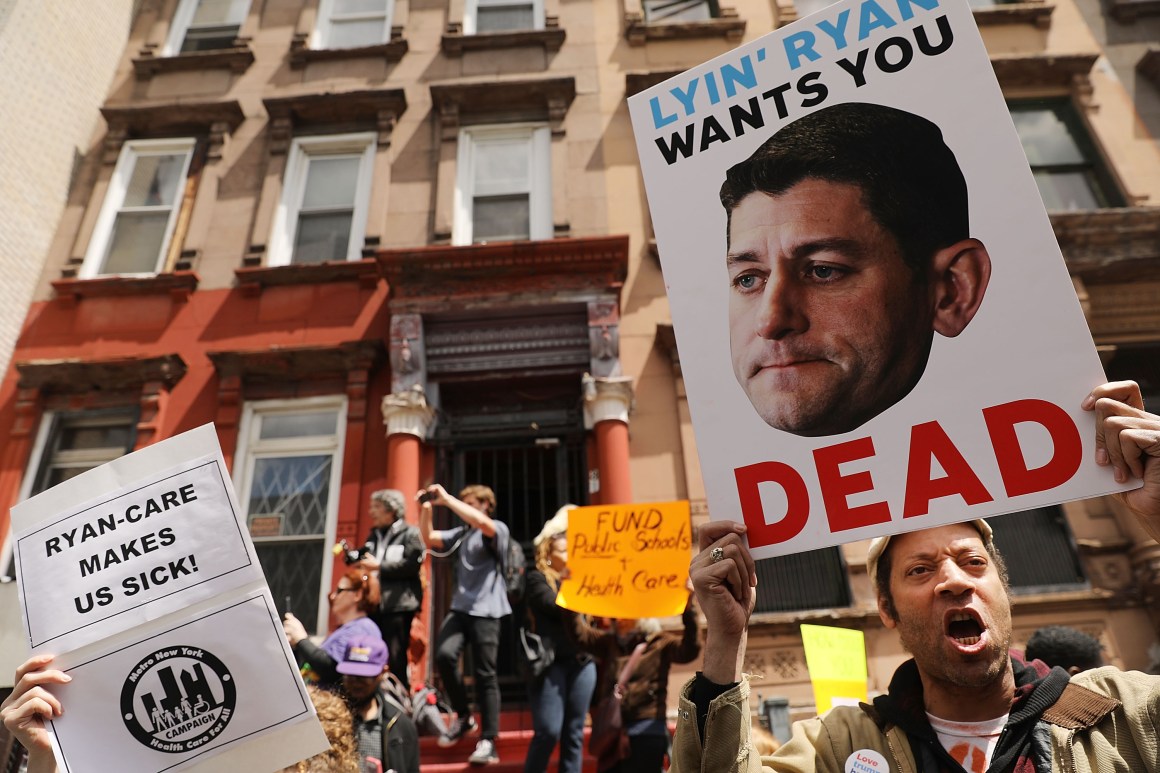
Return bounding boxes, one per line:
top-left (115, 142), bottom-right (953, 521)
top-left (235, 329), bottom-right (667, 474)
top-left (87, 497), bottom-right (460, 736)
top-left (315, 0), bottom-right (392, 49)
top-left (2, 411), bottom-right (137, 579)
top-left (643, 0), bottom-right (716, 23)
top-left (990, 506), bottom-right (1086, 593)
top-left (465, 0), bottom-right (543, 34)
top-left (752, 548), bottom-right (850, 613)
top-left (81, 139), bottom-right (195, 278)
top-left (270, 133), bottom-right (376, 266)
top-left (454, 125), bottom-right (552, 245)
top-left (235, 399), bottom-right (346, 634)
top-left (165, 0), bottom-right (250, 54)
top-left (1009, 100), bottom-right (1122, 211)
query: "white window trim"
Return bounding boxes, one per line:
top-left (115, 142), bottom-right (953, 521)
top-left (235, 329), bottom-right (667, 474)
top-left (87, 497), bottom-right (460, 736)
top-left (313, 0), bottom-right (394, 49)
top-left (162, 0), bottom-right (251, 56)
top-left (80, 138), bottom-right (196, 279)
top-left (232, 396), bottom-right (347, 634)
top-left (453, 124), bottom-right (551, 246)
top-left (3, 411), bottom-right (135, 577)
top-left (464, 0), bottom-right (544, 34)
top-left (268, 132), bottom-right (376, 267)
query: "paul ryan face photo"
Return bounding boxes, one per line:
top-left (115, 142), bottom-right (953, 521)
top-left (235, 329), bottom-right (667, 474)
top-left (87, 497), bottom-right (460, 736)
top-left (722, 102), bottom-right (992, 437)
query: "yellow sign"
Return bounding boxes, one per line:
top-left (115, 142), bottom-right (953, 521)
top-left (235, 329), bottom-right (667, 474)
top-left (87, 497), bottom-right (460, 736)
top-left (800, 624), bottom-right (868, 714)
top-left (555, 501), bottom-right (691, 619)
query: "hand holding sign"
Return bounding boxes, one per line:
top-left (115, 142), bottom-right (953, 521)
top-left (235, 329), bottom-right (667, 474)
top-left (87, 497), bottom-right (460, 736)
top-left (690, 521), bottom-right (756, 684)
top-left (1084, 380), bottom-right (1160, 544)
top-left (1, 654), bottom-right (68, 773)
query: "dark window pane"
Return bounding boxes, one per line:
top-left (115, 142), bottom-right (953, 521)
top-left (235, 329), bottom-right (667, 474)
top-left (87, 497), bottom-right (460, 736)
top-left (753, 547), bottom-right (850, 613)
top-left (643, 0), bottom-right (713, 22)
top-left (473, 194), bottom-right (530, 242)
top-left (476, 4), bottom-right (535, 31)
top-left (102, 211), bottom-right (169, 274)
top-left (293, 211), bottom-right (353, 263)
top-left (1008, 99), bottom-right (1121, 211)
top-left (255, 541), bottom-right (324, 635)
top-left (247, 455), bottom-right (332, 537)
top-left (990, 506), bottom-right (1085, 593)
top-left (180, 24), bottom-right (241, 52)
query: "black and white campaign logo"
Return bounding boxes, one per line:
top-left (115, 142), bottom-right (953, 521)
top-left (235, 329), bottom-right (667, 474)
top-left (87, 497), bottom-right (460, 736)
top-left (120, 646), bottom-right (237, 753)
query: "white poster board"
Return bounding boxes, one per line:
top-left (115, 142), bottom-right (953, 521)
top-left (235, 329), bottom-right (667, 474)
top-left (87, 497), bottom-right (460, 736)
top-left (10, 425), bottom-right (328, 773)
top-left (627, 0), bottom-right (1135, 559)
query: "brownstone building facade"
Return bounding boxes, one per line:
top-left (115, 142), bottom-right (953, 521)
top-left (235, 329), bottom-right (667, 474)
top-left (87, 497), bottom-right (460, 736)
top-left (0, 0), bottom-right (1158, 742)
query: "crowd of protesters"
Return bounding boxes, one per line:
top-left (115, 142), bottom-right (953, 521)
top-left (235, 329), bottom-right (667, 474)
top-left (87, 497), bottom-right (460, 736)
top-left (6, 378), bottom-right (1160, 773)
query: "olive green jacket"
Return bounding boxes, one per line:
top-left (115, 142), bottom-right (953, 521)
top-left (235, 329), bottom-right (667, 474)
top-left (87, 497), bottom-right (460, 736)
top-left (670, 666), bottom-right (1160, 773)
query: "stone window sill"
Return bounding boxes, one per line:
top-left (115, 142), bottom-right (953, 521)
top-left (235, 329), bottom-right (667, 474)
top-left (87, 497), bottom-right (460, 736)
top-left (440, 23), bottom-right (565, 56)
top-left (974, 3), bottom-right (1053, 27)
top-left (132, 44), bottom-right (254, 80)
top-left (234, 260), bottom-right (380, 296)
top-left (289, 33), bottom-right (408, 69)
top-left (51, 272), bottom-right (200, 306)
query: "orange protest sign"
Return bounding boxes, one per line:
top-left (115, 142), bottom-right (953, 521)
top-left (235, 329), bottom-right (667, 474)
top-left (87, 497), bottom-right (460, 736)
top-left (555, 501), bottom-right (692, 619)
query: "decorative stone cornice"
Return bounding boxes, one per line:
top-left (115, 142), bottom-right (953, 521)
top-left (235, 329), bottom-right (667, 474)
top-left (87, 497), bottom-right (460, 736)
top-left (1109, 0), bottom-right (1160, 22)
top-left (1052, 208), bottom-right (1160, 282)
top-left (382, 386), bottom-right (436, 438)
top-left (207, 340), bottom-right (384, 383)
top-left (973, 2), bottom-right (1053, 28)
top-left (376, 235), bottom-right (629, 307)
top-left (582, 374), bottom-right (634, 428)
top-left (100, 100), bottom-right (244, 162)
top-left (429, 76), bottom-right (575, 138)
top-left (16, 355), bottom-right (187, 394)
top-left (1138, 48), bottom-right (1160, 91)
top-left (625, 70), bottom-right (682, 98)
top-left (990, 52), bottom-right (1098, 93)
top-left (262, 89), bottom-right (408, 151)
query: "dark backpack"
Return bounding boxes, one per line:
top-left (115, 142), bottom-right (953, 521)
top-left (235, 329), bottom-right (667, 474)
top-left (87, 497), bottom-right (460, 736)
top-left (490, 533), bottom-right (527, 606)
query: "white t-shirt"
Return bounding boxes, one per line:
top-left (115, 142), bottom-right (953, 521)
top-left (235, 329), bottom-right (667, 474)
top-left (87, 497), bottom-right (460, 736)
top-left (925, 712), bottom-right (1008, 773)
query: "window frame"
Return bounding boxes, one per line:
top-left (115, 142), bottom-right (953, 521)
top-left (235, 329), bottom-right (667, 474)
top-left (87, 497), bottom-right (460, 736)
top-left (1008, 98), bottom-right (1124, 211)
top-left (453, 124), bottom-right (552, 246)
top-left (162, 0), bottom-right (251, 56)
top-left (2, 410), bottom-right (139, 579)
top-left (268, 132), bottom-right (377, 267)
top-left (464, 0), bottom-right (545, 34)
top-left (313, 0), bottom-right (394, 50)
top-left (642, 0), bottom-right (718, 23)
top-left (79, 138), bottom-right (196, 279)
top-left (232, 396), bottom-right (347, 634)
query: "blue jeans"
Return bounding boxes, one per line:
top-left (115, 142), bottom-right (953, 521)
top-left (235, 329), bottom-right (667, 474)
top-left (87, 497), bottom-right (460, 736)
top-left (524, 658), bottom-right (597, 773)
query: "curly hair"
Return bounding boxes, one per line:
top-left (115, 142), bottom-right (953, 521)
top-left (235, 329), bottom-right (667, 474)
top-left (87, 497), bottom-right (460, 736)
top-left (292, 685), bottom-right (360, 773)
top-left (1025, 625), bottom-right (1104, 672)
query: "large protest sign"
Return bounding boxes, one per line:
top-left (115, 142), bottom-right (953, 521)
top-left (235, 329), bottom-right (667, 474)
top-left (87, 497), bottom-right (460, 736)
top-left (555, 501), bottom-right (691, 618)
top-left (10, 425), bottom-right (328, 773)
top-left (628, 0), bottom-right (1135, 560)
top-left (800, 624), bottom-right (868, 713)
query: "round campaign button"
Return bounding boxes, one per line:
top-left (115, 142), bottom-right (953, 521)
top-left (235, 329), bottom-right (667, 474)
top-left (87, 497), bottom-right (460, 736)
top-left (845, 749), bottom-right (889, 773)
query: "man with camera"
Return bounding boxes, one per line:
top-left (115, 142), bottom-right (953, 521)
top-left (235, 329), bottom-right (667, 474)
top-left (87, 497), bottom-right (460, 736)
top-left (418, 483), bottom-right (511, 767)
top-left (355, 489), bottom-right (426, 693)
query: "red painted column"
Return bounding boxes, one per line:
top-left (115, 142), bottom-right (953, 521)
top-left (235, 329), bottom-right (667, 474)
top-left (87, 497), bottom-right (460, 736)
top-left (381, 388), bottom-right (435, 691)
top-left (584, 375), bottom-right (635, 505)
